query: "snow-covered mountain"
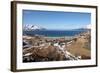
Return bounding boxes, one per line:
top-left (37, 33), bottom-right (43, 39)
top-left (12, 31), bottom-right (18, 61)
top-left (23, 24), bottom-right (46, 31)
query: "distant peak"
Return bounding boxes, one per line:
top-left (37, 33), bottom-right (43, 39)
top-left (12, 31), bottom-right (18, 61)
top-left (23, 24), bottom-right (46, 31)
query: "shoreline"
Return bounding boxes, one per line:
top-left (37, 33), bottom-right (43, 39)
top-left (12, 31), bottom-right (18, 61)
top-left (23, 35), bottom-right (76, 40)
top-left (44, 36), bottom-right (75, 40)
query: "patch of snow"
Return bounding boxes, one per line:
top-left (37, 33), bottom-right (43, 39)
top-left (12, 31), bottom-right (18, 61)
top-left (24, 53), bottom-right (32, 56)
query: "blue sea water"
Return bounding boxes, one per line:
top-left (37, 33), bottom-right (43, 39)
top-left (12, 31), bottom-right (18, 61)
top-left (23, 30), bottom-right (87, 37)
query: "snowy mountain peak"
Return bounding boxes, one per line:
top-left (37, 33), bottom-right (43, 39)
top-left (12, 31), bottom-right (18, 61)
top-left (23, 24), bottom-right (46, 31)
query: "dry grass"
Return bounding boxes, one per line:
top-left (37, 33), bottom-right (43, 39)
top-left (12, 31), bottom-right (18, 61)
top-left (66, 34), bottom-right (91, 59)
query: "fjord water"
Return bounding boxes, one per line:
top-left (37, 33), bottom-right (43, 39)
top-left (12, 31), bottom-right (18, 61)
top-left (23, 30), bottom-right (87, 37)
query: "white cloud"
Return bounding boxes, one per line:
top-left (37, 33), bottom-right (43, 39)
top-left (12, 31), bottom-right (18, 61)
top-left (86, 24), bottom-right (91, 29)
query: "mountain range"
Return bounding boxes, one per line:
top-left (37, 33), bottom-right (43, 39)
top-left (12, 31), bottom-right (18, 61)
top-left (23, 24), bottom-right (91, 31)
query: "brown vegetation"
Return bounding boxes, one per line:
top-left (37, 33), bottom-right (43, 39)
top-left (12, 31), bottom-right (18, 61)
top-left (66, 32), bottom-right (91, 59)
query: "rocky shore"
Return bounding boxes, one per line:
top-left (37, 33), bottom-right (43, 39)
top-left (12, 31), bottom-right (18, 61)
top-left (23, 31), bottom-right (91, 62)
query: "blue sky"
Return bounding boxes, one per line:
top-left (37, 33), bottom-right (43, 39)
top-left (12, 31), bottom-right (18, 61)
top-left (23, 10), bottom-right (91, 30)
